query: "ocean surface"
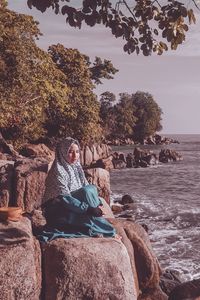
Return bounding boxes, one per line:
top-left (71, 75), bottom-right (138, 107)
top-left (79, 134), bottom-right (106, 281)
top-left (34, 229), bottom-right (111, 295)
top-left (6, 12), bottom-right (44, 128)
top-left (110, 134), bottom-right (200, 280)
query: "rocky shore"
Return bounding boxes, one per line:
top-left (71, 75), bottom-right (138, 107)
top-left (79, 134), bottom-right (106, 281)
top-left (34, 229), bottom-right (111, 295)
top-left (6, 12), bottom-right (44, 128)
top-left (0, 136), bottom-right (199, 300)
top-left (105, 134), bottom-right (180, 146)
top-left (112, 146), bottom-right (182, 169)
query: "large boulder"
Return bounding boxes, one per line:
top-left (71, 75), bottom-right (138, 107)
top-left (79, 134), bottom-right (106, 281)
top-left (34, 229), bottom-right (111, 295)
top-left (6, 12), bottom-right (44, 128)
top-left (114, 220), bottom-right (162, 287)
top-left (124, 221), bottom-right (161, 290)
top-left (84, 167), bottom-right (111, 204)
top-left (79, 149), bottom-right (84, 166)
top-left (0, 217), bottom-right (41, 300)
top-left (30, 209), bottom-right (47, 235)
top-left (96, 144), bottom-right (104, 158)
top-left (42, 238), bottom-right (138, 300)
top-left (19, 143), bottom-right (55, 162)
top-left (0, 133), bottom-right (19, 158)
top-left (101, 143), bottom-right (112, 158)
top-left (90, 143), bottom-right (100, 162)
top-left (0, 161), bottom-right (15, 207)
top-left (109, 219), bottom-right (140, 296)
top-left (83, 145), bottom-right (93, 166)
top-left (110, 219), bottom-right (167, 299)
top-left (13, 158), bottom-right (49, 212)
top-left (92, 156), bottom-right (114, 171)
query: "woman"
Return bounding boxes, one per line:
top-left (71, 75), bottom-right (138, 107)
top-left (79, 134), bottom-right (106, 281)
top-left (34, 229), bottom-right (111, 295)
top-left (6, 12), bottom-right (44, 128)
top-left (38, 137), bottom-right (116, 242)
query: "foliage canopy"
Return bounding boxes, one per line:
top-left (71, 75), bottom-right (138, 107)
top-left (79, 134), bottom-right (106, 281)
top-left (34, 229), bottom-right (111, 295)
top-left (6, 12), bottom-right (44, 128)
top-left (27, 0), bottom-right (197, 55)
top-left (0, 4), bottom-right (116, 145)
top-left (99, 91), bottom-right (162, 141)
top-left (47, 44), bottom-right (102, 141)
top-left (0, 4), bottom-right (69, 144)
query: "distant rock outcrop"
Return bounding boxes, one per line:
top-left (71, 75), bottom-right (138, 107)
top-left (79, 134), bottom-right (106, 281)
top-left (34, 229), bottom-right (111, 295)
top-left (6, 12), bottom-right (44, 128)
top-left (112, 146), bottom-right (182, 169)
top-left (105, 134), bottom-right (180, 146)
top-left (159, 149), bottom-right (183, 163)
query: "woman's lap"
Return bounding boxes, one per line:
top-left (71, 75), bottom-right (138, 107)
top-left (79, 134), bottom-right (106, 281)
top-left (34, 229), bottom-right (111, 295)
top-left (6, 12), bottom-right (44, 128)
top-left (71, 184), bottom-right (101, 207)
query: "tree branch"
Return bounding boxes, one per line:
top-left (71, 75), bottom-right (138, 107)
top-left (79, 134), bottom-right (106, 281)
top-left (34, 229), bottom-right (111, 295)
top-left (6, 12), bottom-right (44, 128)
top-left (152, 0), bottom-right (162, 9)
top-left (191, 0), bottom-right (200, 10)
top-left (121, 0), bottom-right (138, 23)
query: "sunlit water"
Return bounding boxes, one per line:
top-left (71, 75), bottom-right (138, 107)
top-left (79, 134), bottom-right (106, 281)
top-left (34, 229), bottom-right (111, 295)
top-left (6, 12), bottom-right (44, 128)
top-left (110, 134), bottom-right (200, 280)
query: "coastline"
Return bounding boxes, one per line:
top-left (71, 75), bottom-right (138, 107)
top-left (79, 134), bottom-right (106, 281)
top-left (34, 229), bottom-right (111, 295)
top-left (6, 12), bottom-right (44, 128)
top-left (110, 134), bottom-right (200, 280)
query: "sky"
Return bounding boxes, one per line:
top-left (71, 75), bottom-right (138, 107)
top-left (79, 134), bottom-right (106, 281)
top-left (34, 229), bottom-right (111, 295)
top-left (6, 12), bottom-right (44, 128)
top-left (7, 1), bottom-right (200, 134)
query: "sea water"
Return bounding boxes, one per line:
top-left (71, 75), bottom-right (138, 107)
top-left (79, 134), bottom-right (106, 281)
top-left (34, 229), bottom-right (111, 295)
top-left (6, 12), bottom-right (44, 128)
top-left (110, 134), bottom-right (200, 280)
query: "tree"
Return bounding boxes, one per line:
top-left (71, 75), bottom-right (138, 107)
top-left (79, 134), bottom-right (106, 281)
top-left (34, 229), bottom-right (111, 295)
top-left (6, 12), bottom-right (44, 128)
top-left (99, 91), bottom-right (162, 141)
top-left (47, 44), bottom-right (102, 141)
top-left (132, 91), bottom-right (162, 141)
top-left (114, 93), bottom-right (137, 137)
top-left (27, 0), bottom-right (197, 55)
top-left (87, 57), bottom-right (118, 85)
top-left (99, 91), bottom-right (116, 136)
top-left (0, 4), bottom-right (69, 145)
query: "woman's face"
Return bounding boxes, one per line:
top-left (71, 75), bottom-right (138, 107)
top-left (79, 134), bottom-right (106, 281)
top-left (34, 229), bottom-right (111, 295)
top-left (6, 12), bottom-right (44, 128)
top-left (66, 143), bottom-right (80, 164)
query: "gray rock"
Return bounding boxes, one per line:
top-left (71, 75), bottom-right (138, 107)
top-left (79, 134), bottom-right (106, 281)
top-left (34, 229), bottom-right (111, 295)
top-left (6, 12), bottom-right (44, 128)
top-left (160, 269), bottom-right (184, 295)
top-left (0, 217), bottom-right (41, 300)
top-left (109, 219), bottom-right (167, 299)
top-left (92, 156), bottom-right (114, 171)
top-left (121, 194), bottom-right (134, 205)
top-left (30, 209), bottom-right (47, 236)
top-left (90, 144), bottom-right (100, 162)
top-left (14, 158), bottom-right (48, 212)
top-left (85, 167), bottom-right (111, 204)
top-left (138, 286), bottom-right (168, 299)
top-left (0, 162), bottom-right (14, 207)
top-left (42, 238), bottom-right (138, 300)
top-left (169, 278), bottom-right (200, 300)
top-left (83, 145), bottom-right (93, 166)
top-left (112, 158), bottom-right (127, 169)
top-left (120, 220), bottom-right (162, 290)
top-left (19, 143), bottom-right (55, 162)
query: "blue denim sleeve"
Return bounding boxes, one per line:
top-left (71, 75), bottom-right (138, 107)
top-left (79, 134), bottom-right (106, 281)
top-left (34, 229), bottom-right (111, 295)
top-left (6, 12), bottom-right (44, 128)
top-left (61, 195), bottom-right (89, 214)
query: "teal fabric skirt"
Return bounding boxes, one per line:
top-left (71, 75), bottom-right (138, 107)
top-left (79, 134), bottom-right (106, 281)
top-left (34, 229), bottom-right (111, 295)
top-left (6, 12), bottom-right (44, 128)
top-left (37, 185), bottom-right (115, 242)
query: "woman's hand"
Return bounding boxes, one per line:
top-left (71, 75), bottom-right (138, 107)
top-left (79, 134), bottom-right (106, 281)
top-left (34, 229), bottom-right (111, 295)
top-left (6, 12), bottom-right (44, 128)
top-left (87, 207), bottom-right (103, 217)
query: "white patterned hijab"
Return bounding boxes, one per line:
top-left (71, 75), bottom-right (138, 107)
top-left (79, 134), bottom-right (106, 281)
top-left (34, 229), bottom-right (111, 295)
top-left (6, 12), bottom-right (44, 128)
top-left (43, 137), bottom-right (88, 203)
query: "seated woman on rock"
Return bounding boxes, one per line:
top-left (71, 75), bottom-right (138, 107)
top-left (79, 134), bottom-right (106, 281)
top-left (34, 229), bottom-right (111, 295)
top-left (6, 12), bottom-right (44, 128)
top-left (38, 137), bottom-right (116, 242)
